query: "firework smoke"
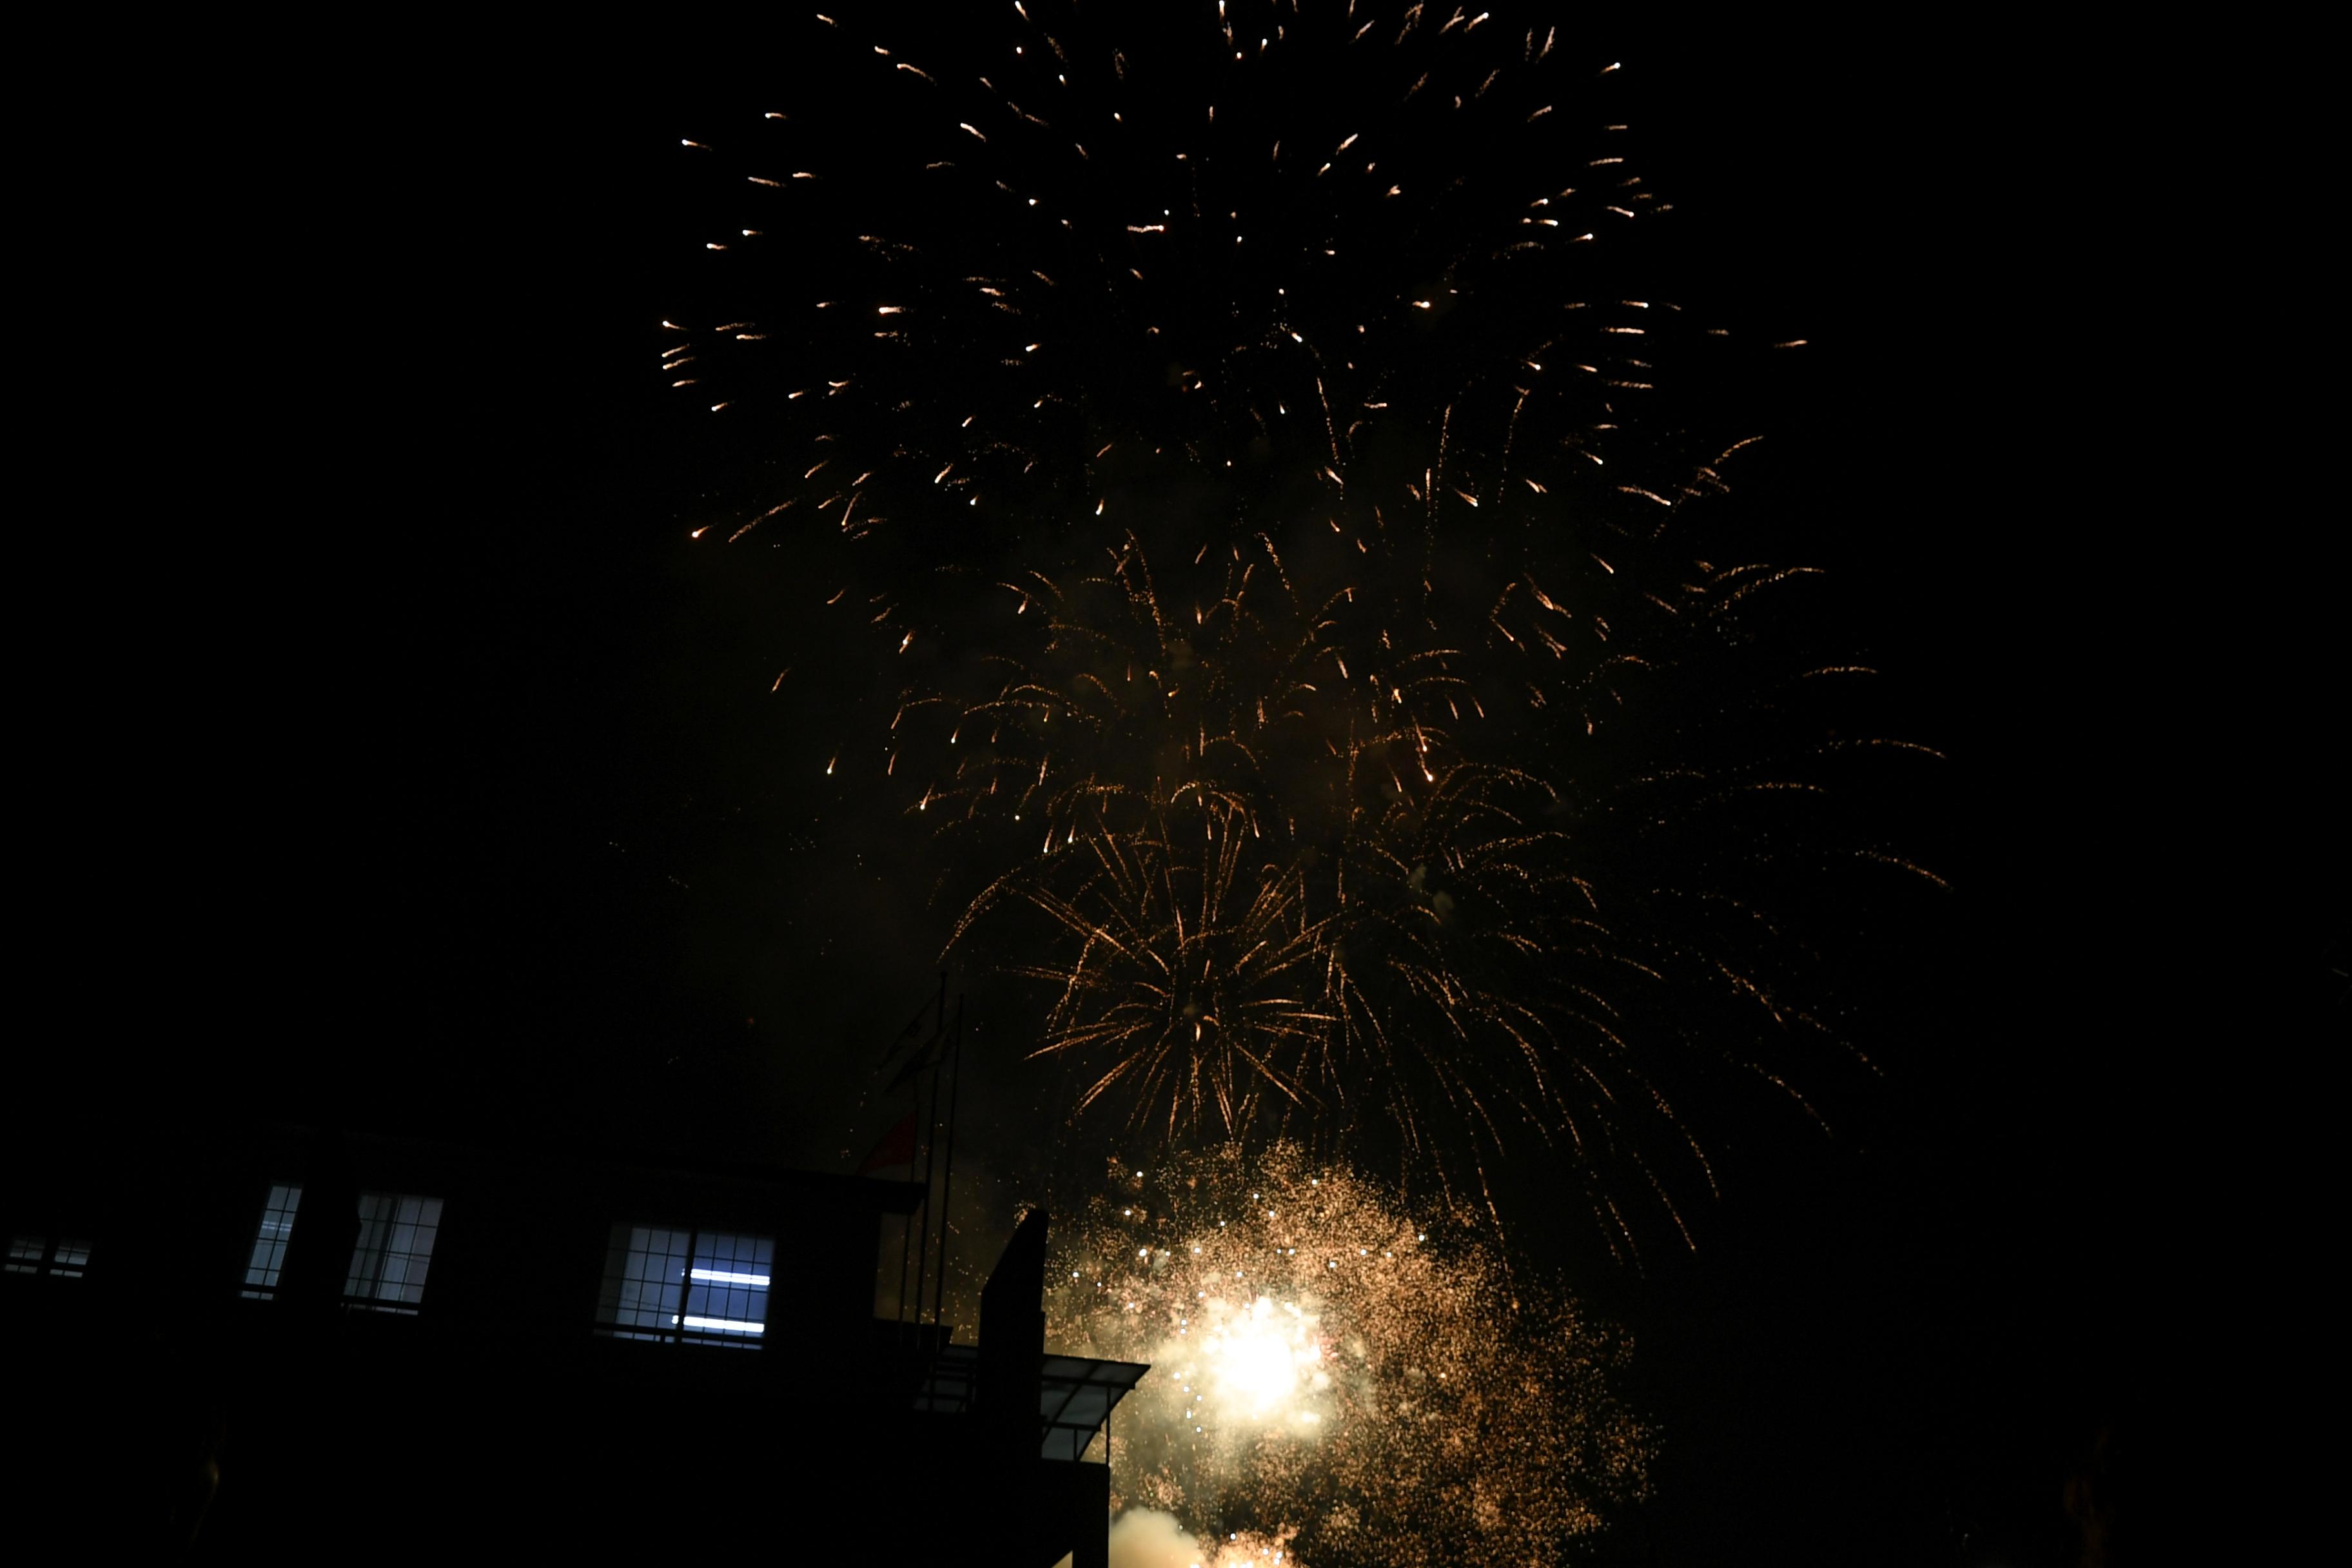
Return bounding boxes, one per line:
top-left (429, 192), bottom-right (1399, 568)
top-left (1046, 1144), bottom-right (1651, 1566)
top-left (1088, 1509), bottom-right (1295, 1568)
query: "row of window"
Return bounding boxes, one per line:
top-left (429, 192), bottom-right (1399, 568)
top-left (7, 1235), bottom-right (92, 1277)
top-left (240, 1185), bottom-right (774, 1342)
top-left (234, 1183), bottom-right (449, 1313)
top-left (8, 1186), bottom-right (775, 1345)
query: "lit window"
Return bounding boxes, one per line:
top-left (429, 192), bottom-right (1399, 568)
top-left (344, 1193), bottom-right (444, 1313)
top-left (595, 1222), bottom-right (772, 1347)
top-left (6, 1235), bottom-right (91, 1278)
top-left (240, 1183), bottom-right (304, 1298)
top-left (598, 1223), bottom-right (691, 1339)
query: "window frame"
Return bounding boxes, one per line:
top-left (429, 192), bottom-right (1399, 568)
top-left (342, 1191), bottom-right (446, 1315)
top-left (239, 1181), bottom-right (305, 1300)
top-left (594, 1220), bottom-right (774, 1348)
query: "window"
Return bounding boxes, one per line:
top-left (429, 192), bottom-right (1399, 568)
top-left (343, 1192), bottom-right (444, 1313)
top-left (595, 1222), bottom-right (772, 1347)
top-left (240, 1183), bottom-right (304, 1299)
top-left (5, 1235), bottom-right (91, 1279)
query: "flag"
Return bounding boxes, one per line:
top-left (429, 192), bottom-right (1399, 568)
top-left (858, 1112), bottom-right (919, 1174)
top-left (879, 977), bottom-right (950, 1093)
top-left (883, 1030), bottom-right (946, 1097)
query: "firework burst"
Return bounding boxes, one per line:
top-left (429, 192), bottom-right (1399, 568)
top-left (656, 1), bottom-right (1938, 1246)
top-left (1048, 1142), bottom-right (1651, 1565)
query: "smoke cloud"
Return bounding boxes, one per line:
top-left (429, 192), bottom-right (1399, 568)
top-left (1050, 1508), bottom-right (1299, 1568)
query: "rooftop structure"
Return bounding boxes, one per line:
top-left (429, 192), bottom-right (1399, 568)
top-left (5, 1123), bottom-right (1144, 1563)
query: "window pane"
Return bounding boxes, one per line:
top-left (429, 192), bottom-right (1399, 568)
top-left (244, 1183), bottom-right (305, 1295)
top-left (598, 1223), bottom-right (689, 1335)
top-left (685, 1231), bottom-right (769, 1338)
top-left (345, 1192), bottom-right (442, 1310)
top-left (595, 1223), bottom-right (772, 1345)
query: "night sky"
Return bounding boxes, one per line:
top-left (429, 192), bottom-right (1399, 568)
top-left (35, 14), bottom-right (2332, 1563)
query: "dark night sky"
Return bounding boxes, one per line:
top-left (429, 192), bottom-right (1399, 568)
top-left (29, 15), bottom-right (2331, 1563)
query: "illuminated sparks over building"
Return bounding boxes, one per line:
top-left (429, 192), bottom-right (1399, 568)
top-left (658, 2), bottom-right (1939, 1248)
top-left (1046, 1144), bottom-right (1651, 1565)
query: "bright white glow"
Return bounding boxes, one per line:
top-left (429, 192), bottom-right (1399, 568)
top-left (680, 1315), bottom-right (765, 1335)
top-left (690, 1268), bottom-right (771, 1286)
top-left (1190, 1295), bottom-right (1325, 1422)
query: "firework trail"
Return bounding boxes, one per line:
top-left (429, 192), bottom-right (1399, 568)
top-left (656, 1), bottom-right (1937, 1248)
top-left (1046, 1143), bottom-right (1651, 1566)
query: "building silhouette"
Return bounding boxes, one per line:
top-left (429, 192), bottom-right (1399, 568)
top-left (4, 1122), bottom-right (1144, 1562)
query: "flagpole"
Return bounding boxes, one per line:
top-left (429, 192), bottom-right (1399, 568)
top-left (908, 973), bottom-right (945, 1344)
top-left (896, 1140), bottom-right (917, 1326)
top-left (932, 994), bottom-right (964, 1329)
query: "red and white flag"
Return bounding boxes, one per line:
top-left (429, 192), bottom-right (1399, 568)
top-left (857, 1112), bottom-right (918, 1174)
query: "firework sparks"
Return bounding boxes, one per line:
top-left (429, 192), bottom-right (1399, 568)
top-left (1048, 1144), bottom-right (1651, 1565)
top-left (659, 1), bottom-right (1938, 1244)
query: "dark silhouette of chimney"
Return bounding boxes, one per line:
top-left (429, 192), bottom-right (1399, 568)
top-left (275, 1128), bottom-right (358, 1331)
top-left (977, 1206), bottom-right (1048, 1456)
